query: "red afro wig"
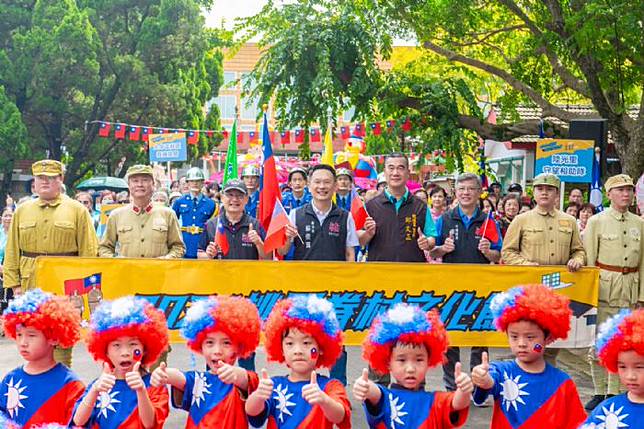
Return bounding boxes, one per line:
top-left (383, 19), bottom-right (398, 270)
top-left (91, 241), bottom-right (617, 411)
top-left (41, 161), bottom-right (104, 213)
top-left (597, 309), bottom-right (644, 373)
top-left (263, 296), bottom-right (343, 369)
top-left (86, 297), bottom-right (169, 367)
top-left (2, 289), bottom-right (81, 348)
top-left (490, 284), bottom-right (572, 341)
top-left (181, 295), bottom-right (261, 359)
top-left (362, 306), bottom-right (448, 375)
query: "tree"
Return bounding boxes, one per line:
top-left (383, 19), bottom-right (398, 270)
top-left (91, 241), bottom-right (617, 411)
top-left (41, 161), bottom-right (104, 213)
top-left (239, 0), bottom-right (642, 176)
top-left (0, 86), bottom-right (29, 205)
top-left (0, 0), bottom-right (226, 188)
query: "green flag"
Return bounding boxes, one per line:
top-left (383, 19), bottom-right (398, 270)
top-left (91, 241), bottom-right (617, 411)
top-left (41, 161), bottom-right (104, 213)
top-left (223, 119), bottom-right (238, 184)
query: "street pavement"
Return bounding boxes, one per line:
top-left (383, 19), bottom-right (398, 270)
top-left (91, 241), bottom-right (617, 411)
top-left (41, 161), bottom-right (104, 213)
top-left (0, 340), bottom-right (594, 428)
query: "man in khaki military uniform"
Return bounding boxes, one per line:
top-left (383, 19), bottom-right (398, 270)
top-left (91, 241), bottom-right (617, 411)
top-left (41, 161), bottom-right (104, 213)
top-left (3, 159), bottom-right (98, 366)
top-left (99, 165), bottom-right (185, 258)
top-left (502, 173), bottom-right (586, 365)
top-left (583, 174), bottom-right (643, 410)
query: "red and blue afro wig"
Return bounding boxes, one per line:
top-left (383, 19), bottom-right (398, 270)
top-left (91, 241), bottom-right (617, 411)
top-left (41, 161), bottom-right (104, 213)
top-left (490, 284), bottom-right (571, 341)
top-left (263, 295), bottom-right (343, 369)
top-left (0, 412), bottom-right (20, 429)
top-left (86, 296), bottom-right (169, 366)
top-left (596, 309), bottom-right (644, 373)
top-left (2, 289), bottom-right (81, 348)
top-left (362, 303), bottom-right (448, 375)
top-left (180, 295), bottom-right (260, 359)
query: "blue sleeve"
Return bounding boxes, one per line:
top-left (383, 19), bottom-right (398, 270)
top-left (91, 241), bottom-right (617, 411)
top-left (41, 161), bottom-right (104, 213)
top-left (423, 209), bottom-right (437, 237)
top-left (433, 216), bottom-right (444, 245)
top-left (364, 384), bottom-right (389, 428)
top-left (490, 221), bottom-right (503, 251)
top-left (248, 399), bottom-right (272, 428)
top-left (0, 373), bottom-right (8, 415)
top-left (171, 199), bottom-right (181, 217)
top-left (172, 371), bottom-right (193, 410)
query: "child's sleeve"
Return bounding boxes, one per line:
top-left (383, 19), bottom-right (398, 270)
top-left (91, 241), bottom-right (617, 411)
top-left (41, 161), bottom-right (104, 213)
top-left (146, 384), bottom-right (170, 429)
top-left (0, 374), bottom-right (9, 416)
top-left (244, 370), bottom-right (259, 397)
top-left (472, 362), bottom-right (502, 405)
top-left (323, 379), bottom-right (352, 429)
top-left (363, 384), bottom-right (389, 428)
top-left (171, 371), bottom-right (194, 410)
top-left (72, 380), bottom-right (100, 427)
top-left (431, 391), bottom-right (469, 428)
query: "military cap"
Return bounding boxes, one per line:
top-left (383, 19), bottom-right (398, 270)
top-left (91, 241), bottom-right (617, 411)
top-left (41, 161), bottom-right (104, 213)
top-left (32, 160), bottom-right (64, 177)
top-left (126, 164), bottom-right (154, 179)
top-left (222, 179), bottom-right (248, 195)
top-left (336, 168), bottom-right (354, 179)
top-left (532, 173), bottom-right (560, 188)
top-left (604, 174), bottom-right (634, 192)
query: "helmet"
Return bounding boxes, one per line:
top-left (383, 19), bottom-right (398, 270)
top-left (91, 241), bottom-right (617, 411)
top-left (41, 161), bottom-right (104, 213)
top-left (336, 168), bottom-right (354, 179)
top-left (377, 172), bottom-right (386, 185)
top-left (288, 167), bottom-right (308, 181)
top-left (185, 167), bottom-right (205, 181)
top-left (241, 165), bottom-right (260, 177)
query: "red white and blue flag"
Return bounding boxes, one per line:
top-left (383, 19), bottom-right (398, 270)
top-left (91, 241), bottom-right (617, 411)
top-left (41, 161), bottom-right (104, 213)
top-left (258, 112), bottom-right (282, 231)
top-left (114, 123), bottom-right (126, 140)
top-left (215, 218), bottom-right (229, 256)
top-left (64, 273), bottom-right (102, 296)
top-left (350, 187), bottom-right (368, 230)
top-left (98, 122), bottom-right (111, 137)
top-left (263, 199), bottom-right (290, 254)
top-left (476, 210), bottom-right (500, 244)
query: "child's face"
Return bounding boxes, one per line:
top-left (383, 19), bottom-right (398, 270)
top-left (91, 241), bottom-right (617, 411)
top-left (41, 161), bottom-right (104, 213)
top-left (201, 331), bottom-right (238, 371)
top-left (15, 325), bottom-right (54, 362)
top-left (282, 328), bottom-right (319, 375)
top-left (388, 342), bottom-right (429, 390)
top-left (507, 320), bottom-right (548, 365)
top-left (106, 336), bottom-right (144, 374)
top-left (617, 350), bottom-right (644, 399)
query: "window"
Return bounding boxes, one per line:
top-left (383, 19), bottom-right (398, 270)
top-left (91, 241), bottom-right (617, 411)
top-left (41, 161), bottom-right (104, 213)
top-left (210, 96), bottom-right (237, 119)
top-left (241, 97), bottom-right (260, 120)
top-left (222, 71), bottom-right (237, 88)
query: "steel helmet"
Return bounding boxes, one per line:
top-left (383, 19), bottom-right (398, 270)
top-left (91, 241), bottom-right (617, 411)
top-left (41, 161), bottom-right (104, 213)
top-left (377, 172), bottom-right (386, 185)
top-left (241, 165), bottom-right (260, 177)
top-left (185, 167), bottom-right (205, 181)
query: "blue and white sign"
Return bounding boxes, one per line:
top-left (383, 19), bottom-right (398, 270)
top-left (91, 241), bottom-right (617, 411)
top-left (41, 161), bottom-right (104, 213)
top-left (149, 133), bottom-right (187, 162)
top-left (535, 139), bottom-right (594, 183)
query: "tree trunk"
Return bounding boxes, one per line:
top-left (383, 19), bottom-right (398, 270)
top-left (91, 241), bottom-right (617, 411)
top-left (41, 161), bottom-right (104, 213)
top-left (612, 119), bottom-right (644, 179)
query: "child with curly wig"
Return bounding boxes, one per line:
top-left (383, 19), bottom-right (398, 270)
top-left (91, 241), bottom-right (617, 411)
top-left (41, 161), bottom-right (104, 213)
top-left (151, 295), bottom-right (261, 428)
top-left (72, 296), bottom-right (170, 428)
top-left (245, 294), bottom-right (351, 428)
top-left (353, 303), bottom-right (472, 428)
top-left (0, 289), bottom-right (85, 427)
top-left (580, 309), bottom-right (644, 427)
top-left (471, 284), bottom-right (586, 428)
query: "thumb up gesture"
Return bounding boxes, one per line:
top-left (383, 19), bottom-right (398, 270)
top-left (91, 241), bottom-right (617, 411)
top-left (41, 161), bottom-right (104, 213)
top-left (352, 368), bottom-right (374, 402)
top-left (247, 222), bottom-right (262, 246)
top-left (417, 227), bottom-right (433, 251)
top-left (471, 351), bottom-right (494, 389)
top-left (94, 362), bottom-right (116, 393)
top-left (454, 362), bottom-right (473, 394)
top-left (302, 371), bottom-right (328, 406)
top-left (254, 369), bottom-right (274, 401)
top-left (125, 361), bottom-right (145, 391)
top-left (151, 362), bottom-right (169, 387)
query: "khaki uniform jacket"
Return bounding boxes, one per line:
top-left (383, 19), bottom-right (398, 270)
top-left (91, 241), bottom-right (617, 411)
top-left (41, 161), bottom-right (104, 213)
top-left (3, 195), bottom-right (98, 289)
top-left (583, 207), bottom-right (644, 306)
top-left (99, 203), bottom-right (185, 258)
top-left (501, 207), bottom-right (586, 266)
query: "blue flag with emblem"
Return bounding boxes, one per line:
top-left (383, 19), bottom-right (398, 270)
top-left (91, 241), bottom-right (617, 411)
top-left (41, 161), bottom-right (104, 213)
top-left (589, 148), bottom-right (604, 212)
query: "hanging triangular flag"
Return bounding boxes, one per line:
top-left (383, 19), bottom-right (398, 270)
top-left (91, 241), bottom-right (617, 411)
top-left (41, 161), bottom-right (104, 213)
top-left (98, 122), bottom-right (111, 137)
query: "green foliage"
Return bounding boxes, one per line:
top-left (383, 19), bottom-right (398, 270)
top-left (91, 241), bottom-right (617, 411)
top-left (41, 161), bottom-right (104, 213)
top-left (0, 0), bottom-right (227, 186)
top-left (0, 85), bottom-right (28, 172)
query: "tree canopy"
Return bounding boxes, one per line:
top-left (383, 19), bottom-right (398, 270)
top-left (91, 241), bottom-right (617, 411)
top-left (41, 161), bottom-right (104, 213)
top-left (239, 0), bottom-right (642, 176)
top-left (0, 0), bottom-right (227, 190)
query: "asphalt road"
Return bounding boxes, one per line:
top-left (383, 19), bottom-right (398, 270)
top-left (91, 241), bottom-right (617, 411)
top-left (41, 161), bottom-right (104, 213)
top-left (0, 340), bottom-right (594, 428)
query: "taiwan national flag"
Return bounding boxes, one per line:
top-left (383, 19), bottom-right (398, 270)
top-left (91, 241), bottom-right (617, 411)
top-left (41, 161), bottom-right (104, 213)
top-left (294, 129), bottom-right (304, 143)
top-left (476, 210), bottom-right (500, 244)
top-left (114, 123), bottom-right (126, 140)
top-left (249, 130), bottom-right (258, 144)
top-left (386, 120), bottom-right (396, 132)
top-left (156, 128), bottom-right (165, 134)
top-left (64, 273), bottom-right (102, 296)
top-left (128, 126), bottom-right (140, 141)
top-left (402, 117), bottom-right (412, 132)
top-left (350, 187), bottom-right (368, 230)
top-left (258, 112), bottom-right (282, 231)
top-left (214, 218), bottom-right (229, 256)
top-left (309, 128), bottom-right (321, 143)
top-left (263, 199), bottom-right (290, 253)
top-left (187, 130), bottom-right (199, 145)
top-left (98, 122), bottom-right (111, 137)
top-left (370, 122), bottom-right (382, 135)
top-left (141, 127), bottom-right (151, 142)
top-left (340, 126), bottom-right (350, 139)
top-left (279, 130), bottom-right (290, 145)
top-left (353, 123), bottom-right (365, 137)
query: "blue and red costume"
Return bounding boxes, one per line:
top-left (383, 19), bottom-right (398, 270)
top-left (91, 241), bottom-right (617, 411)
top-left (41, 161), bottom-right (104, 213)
top-left (472, 360), bottom-right (585, 428)
top-left (365, 385), bottom-right (467, 429)
top-left (248, 374), bottom-right (350, 429)
top-left (581, 393), bottom-right (643, 429)
top-left (0, 363), bottom-right (85, 427)
top-left (74, 374), bottom-right (169, 429)
top-left (173, 370), bottom-right (259, 428)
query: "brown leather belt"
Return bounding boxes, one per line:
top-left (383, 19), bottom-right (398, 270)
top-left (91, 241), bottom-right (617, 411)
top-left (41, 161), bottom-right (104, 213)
top-left (596, 261), bottom-right (638, 274)
top-left (21, 251), bottom-right (79, 258)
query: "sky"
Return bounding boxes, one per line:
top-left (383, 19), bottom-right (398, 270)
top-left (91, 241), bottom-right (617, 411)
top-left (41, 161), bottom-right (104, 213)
top-left (203, 0), bottom-right (267, 30)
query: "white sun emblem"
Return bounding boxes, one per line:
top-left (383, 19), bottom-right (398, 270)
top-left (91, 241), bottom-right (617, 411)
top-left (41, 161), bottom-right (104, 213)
top-left (500, 371), bottom-right (529, 412)
top-left (4, 378), bottom-right (28, 418)
top-left (96, 390), bottom-right (121, 418)
top-left (191, 372), bottom-right (212, 407)
top-left (273, 383), bottom-right (295, 422)
top-left (595, 402), bottom-right (629, 428)
top-left (388, 393), bottom-right (408, 428)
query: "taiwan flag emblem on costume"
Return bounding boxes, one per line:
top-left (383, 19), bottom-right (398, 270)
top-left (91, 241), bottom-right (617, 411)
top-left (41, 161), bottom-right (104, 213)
top-left (64, 273), bottom-right (101, 296)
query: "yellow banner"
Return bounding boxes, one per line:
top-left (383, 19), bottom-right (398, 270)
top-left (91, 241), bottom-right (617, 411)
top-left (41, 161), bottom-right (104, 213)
top-left (35, 258), bottom-right (599, 347)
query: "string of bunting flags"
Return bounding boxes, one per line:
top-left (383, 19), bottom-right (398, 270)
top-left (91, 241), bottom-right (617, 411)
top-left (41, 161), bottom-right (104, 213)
top-left (89, 117), bottom-right (415, 147)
